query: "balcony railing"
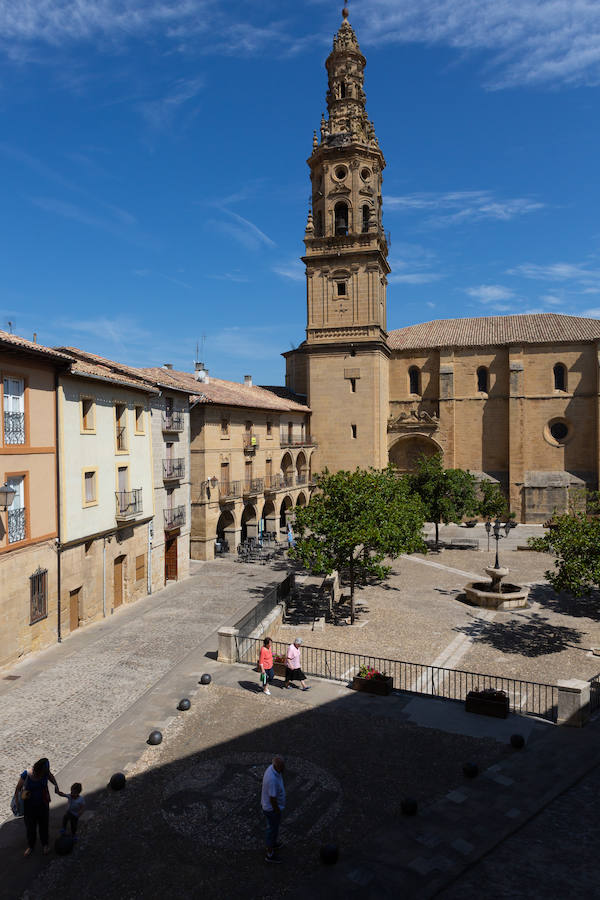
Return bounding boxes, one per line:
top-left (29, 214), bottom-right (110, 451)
top-left (115, 489), bottom-right (142, 521)
top-left (243, 477), bottom-right (264, 496)
top-left (116, 425), bottom-right (128, 452)
top-left (8, 507), bottom-right (26, 543)
top-left (282, 472), bottom-right (295, 488)
top-left (4, 411), bottom-right (25, 445)
top-left (164, 505), bottom-right (185, 530)
top-left (296, 471), bottom-right (308, 486)
top-left (163, 458), bottom-right (185, 480)
top-left (243, 433), bottom-right (259, 452)
top-left (220, 481), bottom-right (241, 501)
top-left (264, 473), bottom-right (283, 492)
top-left (162, 411), bottom-right (184, 432)
top-left (280, 432), bottom-right (317, 448)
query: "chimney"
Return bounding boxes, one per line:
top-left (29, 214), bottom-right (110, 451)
top-left (244, 374), bottom-right (253, 387)
top-left (33, 332), bottom-right (37, 343)
top-left (163, 363), bottom-right (173, 370)
top-left (195, 362), bottom-right (209, 384)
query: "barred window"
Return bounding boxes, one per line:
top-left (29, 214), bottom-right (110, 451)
top-left (30, 567), bottom-right (48, 624)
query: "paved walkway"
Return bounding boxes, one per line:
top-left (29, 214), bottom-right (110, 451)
top-left (0, 557), bottom-right (289, 898)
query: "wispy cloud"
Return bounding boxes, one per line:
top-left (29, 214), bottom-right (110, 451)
top-left (207, 272), bottom-right (250, 283)
top-left (210, 325), bottom-right (287, 361)
top-left (387, 190), bottom-right (544, 227)
top-left (388, 242), bottom-right (443, 284)
top-left (465, 284), bottom-right (516, 303)
top-left (351, 0), bottom-right (600, 89)
top-left (139, 76), bottom-right (204, 130)
top-left (211, 209), bottom-right (275, 252)
top-left (508, 261), bottom-right (600, 293)
top-left (273, 260), bottom-right (304, 282)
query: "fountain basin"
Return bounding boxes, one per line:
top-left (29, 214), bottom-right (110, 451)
top-left (464, 580), bottom-right (529, 610)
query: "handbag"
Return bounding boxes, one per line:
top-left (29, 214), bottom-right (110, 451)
top-left (10, 792), bottom-right (24, 817)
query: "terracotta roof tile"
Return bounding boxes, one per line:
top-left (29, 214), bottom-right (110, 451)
top-left (0, 330), bottom-right (72, 362)
top-left (138, 367), bottom-right (310, 412)
top-left (387, 314), bottom-right (600, 351)
top-left (56, 348), bottom-right (160, 393)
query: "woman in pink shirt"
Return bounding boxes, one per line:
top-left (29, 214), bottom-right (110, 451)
top-left (284, 637), bottom-right (309, 691)
top-left (258, 637), bottom-right (274, 695)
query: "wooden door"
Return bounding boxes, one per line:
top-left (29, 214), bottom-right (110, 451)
top-left (69, 588), bottom-right (81, 631)
top-left (114, 556), bottom-right (124, 608)
top-left (165, 538), bottom-right (178, 582)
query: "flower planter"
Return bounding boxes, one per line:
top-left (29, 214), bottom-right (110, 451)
top-left (465, 689), bottom-right (509, 719)
top-left (273, 661), bottom-right (287, 677)
top-left (351, 675), bottom-right (393, 696)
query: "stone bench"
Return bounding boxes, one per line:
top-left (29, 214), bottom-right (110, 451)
top-left (449, 538), bottom-right (480, 550)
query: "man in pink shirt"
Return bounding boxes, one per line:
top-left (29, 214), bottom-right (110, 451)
top-left (284, 638), bottom-right (309, 691)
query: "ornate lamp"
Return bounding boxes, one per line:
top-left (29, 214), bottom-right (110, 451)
top-left (0, 482), bottom-right (16, 511)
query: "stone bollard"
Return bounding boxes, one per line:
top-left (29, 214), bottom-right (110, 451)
top-left (557, 679), bottom-right (591, 727)
top-left (217, 626), bottom-right (239, 664)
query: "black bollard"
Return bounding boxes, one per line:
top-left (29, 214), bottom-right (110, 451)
top-left (178, 698), bottom-right (191, 711)
top-left (319, 843), bottom-right (339, 865)
top-left (109, 772), bottom-right (126, 791)
top-left (199, 674), bottom-right (212, 685)
top-left (148, 730), bottom-right (163, 745)
top-left (510, 733), bottom-right (525, 749)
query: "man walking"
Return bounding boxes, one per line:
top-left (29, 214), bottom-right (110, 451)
top-left (261, 756), bottom-right (285, 863)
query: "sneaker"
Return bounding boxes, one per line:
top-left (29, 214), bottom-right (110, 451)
top-left (264, 689), bottom-right (271, 695)
top-left (301, 686), bottom-right (310, 691)
top-left (265, 853), bottom-right (282, 864)
top-left (284, 684), bottom-right (291, 690)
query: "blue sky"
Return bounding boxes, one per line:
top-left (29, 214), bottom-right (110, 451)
top-left (2, 0), bottom-right (600, 385)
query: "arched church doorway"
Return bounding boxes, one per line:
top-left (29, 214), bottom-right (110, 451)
top-left (389, 435), bottom-right (441, 474)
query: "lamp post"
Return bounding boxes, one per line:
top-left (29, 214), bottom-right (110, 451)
top-left (485, 518), bottom-right (512, 569)
top-left (0, 482), bottom-right (16, 511)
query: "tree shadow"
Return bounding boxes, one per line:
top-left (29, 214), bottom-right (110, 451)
top-left (529, 583), bottom-right (600, 623)
top-left (453, 611), bottom-right (585, 657)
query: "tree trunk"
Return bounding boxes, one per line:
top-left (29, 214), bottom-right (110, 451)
top-left (350, 559), bottom-right (355, 624)
top-left (435, 521), bottom-right (439, 548)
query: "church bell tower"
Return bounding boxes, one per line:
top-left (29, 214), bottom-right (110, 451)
top-left (300, 7), bottom-right (390, 472)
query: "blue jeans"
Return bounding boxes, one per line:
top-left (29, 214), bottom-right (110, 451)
top-left (263, 809), bottom-right (281, 849)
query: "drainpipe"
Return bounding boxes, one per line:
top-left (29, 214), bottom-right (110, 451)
top-left (55, 371), bottom-right (62, 644)
top-left (102, 536), bottom-right (107, 617)
top-left (147, 520), bottom-right (153, 595)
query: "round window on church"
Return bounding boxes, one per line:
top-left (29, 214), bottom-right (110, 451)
top-left (334, 165), bottom-right (348, 181)
top-left (544, 418), bottom-right (572, 446)
top-left (360, 167), bottom-right (370, 181)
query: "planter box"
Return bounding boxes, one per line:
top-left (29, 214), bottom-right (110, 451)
top-left (272, 662), bottom-right (287, 677)
top-left (465, 690), bottom-right (509, 719)
top-left (351, 675), bottom-right (393, 696)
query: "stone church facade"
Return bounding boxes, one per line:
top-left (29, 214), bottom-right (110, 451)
top-left (284, 10), bottom-right (600, 523)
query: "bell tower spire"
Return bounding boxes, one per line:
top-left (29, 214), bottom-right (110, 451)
top-left (295, 8), bottom-right (391, 474)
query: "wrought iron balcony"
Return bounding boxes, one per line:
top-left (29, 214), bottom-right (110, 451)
top-left (115, 489), bottom-right (142, 521)
top-left (219, 480), bottom-right (241, 501)
top-left (296, 471), bottom-right (308, 486)
top-left (243, 433), bottom-right (259, 452)
top-left (282, 472), bottom-right (295, 488)
top-left (116, 425), bottom-right (128, 452)
top-left (161, 411), bottom-right (184, 432)
top-left (243, 477), bottom-right (264, 496)
top-left (4, 412), bottom-right (25, 445)
top-left (8, 507), bottom-right (26, 543)
top-left (264, 473), bottom-right (283, 492)
top-left (164, 505), bottom-right (185, 530)
top-left (279, 432), bottom-right (317, 448)
top-left (163, 458), bottom-right (185, 480)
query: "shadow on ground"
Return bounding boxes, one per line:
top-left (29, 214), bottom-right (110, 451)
top-left (453, 611), bottom-right (584, 657)
top-left (530, 583), bottom-right (600, 623)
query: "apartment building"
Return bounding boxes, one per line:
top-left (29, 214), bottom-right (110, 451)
top-left (139, 365), bottom-right (313, 560)
top-left (0, 332), bottom-right (70, 667)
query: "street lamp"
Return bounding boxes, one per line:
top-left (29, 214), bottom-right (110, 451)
top-left (485, 518), bottom-right (512, 569)
top-left (0, 482), bottom-right (16, 511)
top-left (203, 476), bottom-right (218, 500)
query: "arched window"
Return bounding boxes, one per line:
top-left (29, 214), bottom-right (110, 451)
top-left (315, 210), bottom-right (323, 236)
top-left (362, 205), bottom-right (370, 233)
top-left (477, 366), bottom-right (489, 393)
top-left (334, 201), bottom-right (348, 236)
top-left (408, 366), bottom-right (420, 396)
top-left (554, 363), bottom-right (567, 391)
top-left (340, 82), bottom-right (346, 98)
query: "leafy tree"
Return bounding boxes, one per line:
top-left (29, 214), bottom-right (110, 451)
top-left (528, 512), bottom-right (600, 597)
top-left (478, 480), bottom-right (509, 521)
top-left (407, 453), bottom-right (478, 548)
top-left (290, 467), bottom-right (425, 623)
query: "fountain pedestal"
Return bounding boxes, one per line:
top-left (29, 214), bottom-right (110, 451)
top-left (464, 566), bottom-right (529, 610)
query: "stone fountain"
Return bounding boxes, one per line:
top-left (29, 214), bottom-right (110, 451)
top-left (465, 565), bottom-right (529, 610)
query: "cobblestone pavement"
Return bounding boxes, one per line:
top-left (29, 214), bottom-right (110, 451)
top-left (0, 558), bottom-right (285, 816)
top-left (272, 529), bottom-right (600, 690)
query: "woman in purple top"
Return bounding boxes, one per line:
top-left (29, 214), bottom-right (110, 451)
top-left (14, 758), bottom-right (60, 856)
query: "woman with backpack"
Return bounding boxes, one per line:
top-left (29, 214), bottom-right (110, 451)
top-left (13, 758), bottom-right (60, 856)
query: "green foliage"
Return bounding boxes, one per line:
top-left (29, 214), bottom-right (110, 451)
top-left (290, 467), bottom-right (425, 623)
top-left (407, 453), bottom-right (478, 546)
top-left (528, 512), bottom-right (600, 597)
top-left (478, 480), bottom-right (509, 521)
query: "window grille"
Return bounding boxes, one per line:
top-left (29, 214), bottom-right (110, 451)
top-left (30, 567), bottom-right (48, 624)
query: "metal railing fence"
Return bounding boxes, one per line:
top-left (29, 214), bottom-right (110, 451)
top-left (235, 575), bottom-right (294, 660)
top-left (235, 636), bottom-right (558, 722)
top-left (589, 671), bottom-right (600, 714)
